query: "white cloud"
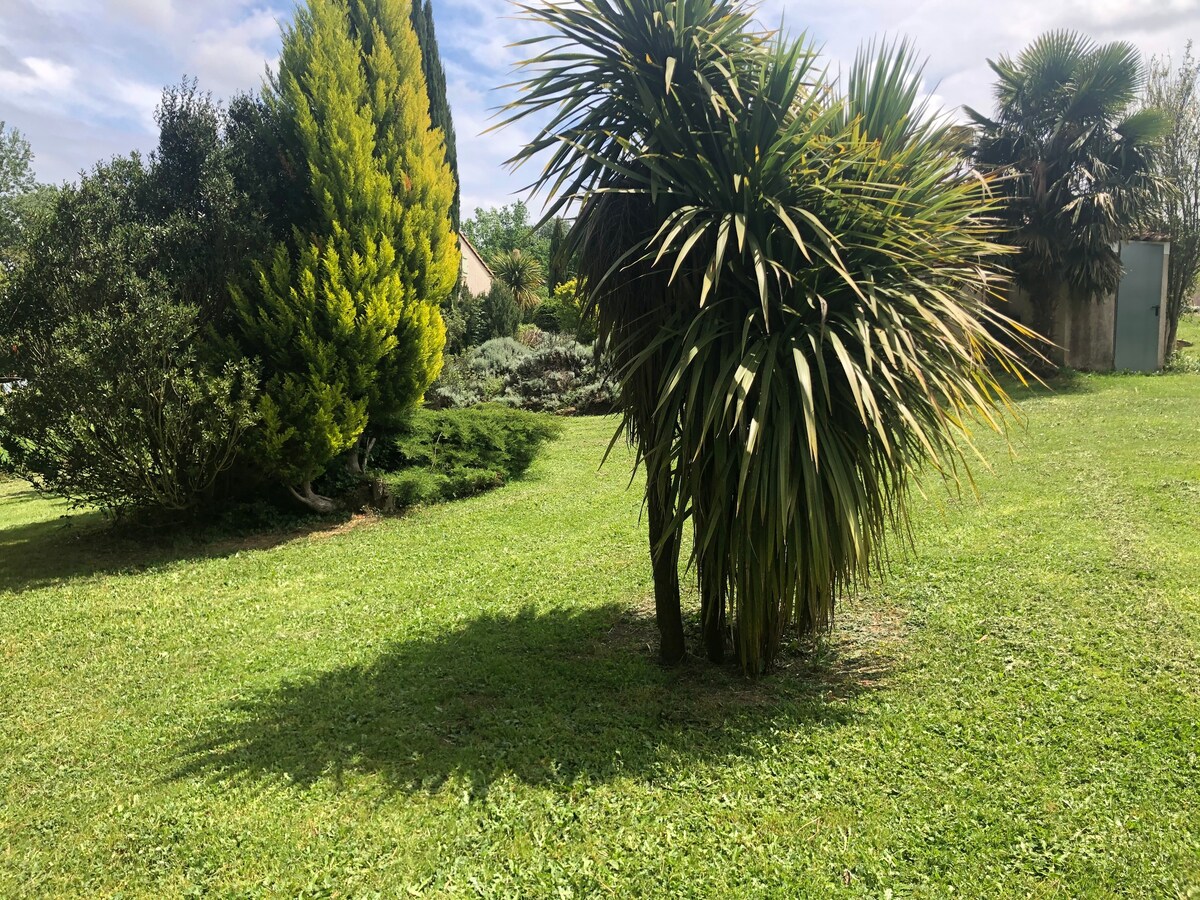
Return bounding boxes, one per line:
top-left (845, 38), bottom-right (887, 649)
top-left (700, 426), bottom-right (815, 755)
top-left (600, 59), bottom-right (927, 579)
top-left (0, 57), bottom-right (77, 99)
top-left (188, 9), bottom-right (282, 96)
top-left (108, 76), bottom-right (164, 133)
top-left (105, 0), bottom-right (176, 30)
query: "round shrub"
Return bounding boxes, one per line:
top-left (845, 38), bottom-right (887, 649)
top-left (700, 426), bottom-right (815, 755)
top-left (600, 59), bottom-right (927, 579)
top-left (468, 338), bottom-right (533, 376)
top-left (533, 298), bottom-right (567, 333)
top-left (0, 294), bottom-right (258, 514)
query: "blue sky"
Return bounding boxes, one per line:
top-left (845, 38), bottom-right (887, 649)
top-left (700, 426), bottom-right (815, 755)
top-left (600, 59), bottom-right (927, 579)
top-left (2, 0), bottom-right (1197, 215)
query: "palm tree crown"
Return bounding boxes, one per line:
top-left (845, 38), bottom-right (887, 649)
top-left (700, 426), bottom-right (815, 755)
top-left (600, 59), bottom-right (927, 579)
top-left (490, 248), bottom-right (545, 309)
top-left (967, 30), bottom-right (1168, 335)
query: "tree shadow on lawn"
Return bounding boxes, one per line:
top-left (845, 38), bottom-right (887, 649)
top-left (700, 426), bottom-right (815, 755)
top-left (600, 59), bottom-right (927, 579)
top-left (0, 485), bottom-right (40, 508)
top-left (0, 504), bottom-right (366, 595)
top-left (0, 467), bottom-right (560, 595)
top-left (174, 602), bottom-right (900, 796)
top-left (1000, 368), bottom-right (1097, 403)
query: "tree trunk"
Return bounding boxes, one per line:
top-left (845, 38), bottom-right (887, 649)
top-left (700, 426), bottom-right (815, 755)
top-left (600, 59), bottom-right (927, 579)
top-left (1031, 283), bottom-right (1058, 346)
top-left (1032, 301), bottom-right (1056, 349)
top-left (344, 436), bottom-right (378, 476)
top-left (701, 581), bottom-right (726, 664)
top-left (647, 473), bottom-right (685, 666)
top-left (1026, 274), bottom-right (1066, 369)
top-left (1167, 316), bottom-right (1181, 363)
top-left (288, 481), bottom-right (339, 514)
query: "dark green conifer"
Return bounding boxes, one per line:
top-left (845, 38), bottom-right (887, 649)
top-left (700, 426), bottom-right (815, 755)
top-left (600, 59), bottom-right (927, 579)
top-left (410, 0), bottom-right (460, 228)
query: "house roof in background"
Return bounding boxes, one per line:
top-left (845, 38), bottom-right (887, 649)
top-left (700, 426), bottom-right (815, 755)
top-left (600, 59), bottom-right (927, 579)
top-left (458, 231), bottom-right (494, 277)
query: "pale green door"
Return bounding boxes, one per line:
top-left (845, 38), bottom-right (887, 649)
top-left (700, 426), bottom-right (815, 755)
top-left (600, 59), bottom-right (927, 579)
top-left (1114, 242), bottom-right (1167, 373)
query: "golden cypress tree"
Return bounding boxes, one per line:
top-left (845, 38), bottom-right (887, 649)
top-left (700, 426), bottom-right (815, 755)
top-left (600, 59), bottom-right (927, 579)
top-left (235, 0), bottom-right (458, 507)
top-left (410, 0), bottom-right (460, 228)
top-left (349, 0), bottom-right (458, 446)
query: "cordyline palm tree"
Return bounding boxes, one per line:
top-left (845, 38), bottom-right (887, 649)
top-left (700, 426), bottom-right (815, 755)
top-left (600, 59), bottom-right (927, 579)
top-left (502, 0), bottom-right (1033, 675)
top-left (490, 248), bottom-right (546, 309)
top-left (966, 31), bottom-right (1168, 345)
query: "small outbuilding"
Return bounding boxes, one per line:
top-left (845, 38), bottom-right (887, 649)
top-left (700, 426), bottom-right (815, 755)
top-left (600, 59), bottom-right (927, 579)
top-left (1007, 238), bottom-right (1171, 373)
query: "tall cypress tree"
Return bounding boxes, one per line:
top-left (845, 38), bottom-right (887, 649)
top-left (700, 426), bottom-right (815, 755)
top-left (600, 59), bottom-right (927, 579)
top-left (410, 0), bottom-right (459, 228)
top-left (351, 0), bottom-right (458, 445)
top-left (235, 0), bottom-right (457, 508)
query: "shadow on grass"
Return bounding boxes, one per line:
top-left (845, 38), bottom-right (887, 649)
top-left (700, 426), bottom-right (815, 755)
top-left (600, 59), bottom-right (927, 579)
top-left (1000, 369), bottom-right (1098, 403)
top-left (0, 503), bottom-right (360, 595)
top-left (0, 486), bottom-right (40, 507)
top-left (175, 604), bottom-right (894, 795)
top-left (0, 466), bottom-right (555, 595)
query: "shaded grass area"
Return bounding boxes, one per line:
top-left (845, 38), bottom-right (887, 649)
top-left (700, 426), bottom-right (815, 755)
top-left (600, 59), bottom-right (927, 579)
top-left (173, 603), bottom-right (884, 796)
top-left (2, 375), bottom-right (1200, 896)
top-left (0, 493), bottom-right (372, 595)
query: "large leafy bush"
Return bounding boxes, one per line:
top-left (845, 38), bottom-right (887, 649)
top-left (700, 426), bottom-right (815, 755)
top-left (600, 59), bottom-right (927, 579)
top-left (470, 337), bottom-right (532, 375)
top-left (427, 336), bottom-right (618, 414)
top-left (0, 292), bottom-right (256, 513)
top-left (504, 338), bottom-right (596, 412)
top-left (0, 91), bottom-right (270, 515)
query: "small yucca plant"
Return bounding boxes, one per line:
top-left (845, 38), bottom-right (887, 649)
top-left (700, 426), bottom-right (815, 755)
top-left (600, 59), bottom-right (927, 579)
top-left (491, 248), bottom-right (546, 309)
top-left (503, 0), bottom-right (1034, 675)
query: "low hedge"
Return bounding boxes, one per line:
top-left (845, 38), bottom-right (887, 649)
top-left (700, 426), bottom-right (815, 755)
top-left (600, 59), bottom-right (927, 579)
top-left (372, 405), bottom-right (563, 507)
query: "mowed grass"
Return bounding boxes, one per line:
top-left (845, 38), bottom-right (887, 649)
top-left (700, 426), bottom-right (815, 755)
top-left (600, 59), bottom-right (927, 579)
top-left (2, 350), bottom-right (1200, 896)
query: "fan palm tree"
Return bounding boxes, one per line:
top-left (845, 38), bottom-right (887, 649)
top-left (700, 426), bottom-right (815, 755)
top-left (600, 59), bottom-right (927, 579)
top-left (966, 31), bottom-right (1168, 346)
top-left (503, 0), bottom-right (1032, 675)
top-left (490, 248), bottom-right (545, 309)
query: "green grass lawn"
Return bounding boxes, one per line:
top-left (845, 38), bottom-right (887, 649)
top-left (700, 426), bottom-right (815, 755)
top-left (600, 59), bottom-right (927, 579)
top-left (2, 358), bottom-right (1199, 897)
